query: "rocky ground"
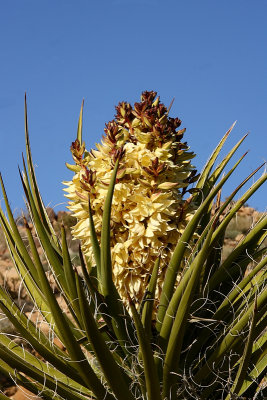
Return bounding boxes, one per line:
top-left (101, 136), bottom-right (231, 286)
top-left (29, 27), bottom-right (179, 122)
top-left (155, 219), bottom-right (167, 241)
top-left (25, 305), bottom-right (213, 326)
top-left (0, 206), bottom-right (265, 399)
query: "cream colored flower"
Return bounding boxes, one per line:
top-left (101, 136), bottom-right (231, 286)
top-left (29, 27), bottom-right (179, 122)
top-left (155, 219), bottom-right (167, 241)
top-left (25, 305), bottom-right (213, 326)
top-left (64, 91), bottom-right (198, 306)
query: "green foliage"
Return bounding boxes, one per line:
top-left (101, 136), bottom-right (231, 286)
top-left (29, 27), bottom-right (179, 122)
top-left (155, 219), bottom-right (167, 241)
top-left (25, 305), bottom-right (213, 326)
top-left (225, 214), bottom-right (253, 237)
top-left (225, 228), bottom-right (241, 240)
top-left (0, 96), bottom-right (266, 399)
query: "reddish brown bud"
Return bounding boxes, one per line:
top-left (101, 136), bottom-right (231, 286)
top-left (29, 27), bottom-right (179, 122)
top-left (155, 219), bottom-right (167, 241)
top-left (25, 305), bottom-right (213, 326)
top-left (110, 146), bottom-right (125, 165)
top-left (141, 91), bottom-right (157, 105)
top-left (80, 167), bottom-right (96, 191)
top-left (71, 139), bottom-right (85, 165)
top-left (143, 158), bottom-right (167, 177)
top-left (104, 121), bottom-right (120, 146)
top-left (115, 101), bottom-right (133, 122)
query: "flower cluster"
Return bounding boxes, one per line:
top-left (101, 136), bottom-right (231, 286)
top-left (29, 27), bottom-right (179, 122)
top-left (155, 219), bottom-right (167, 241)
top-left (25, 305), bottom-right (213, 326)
top-left (64, 91), bottom-right (197, 304)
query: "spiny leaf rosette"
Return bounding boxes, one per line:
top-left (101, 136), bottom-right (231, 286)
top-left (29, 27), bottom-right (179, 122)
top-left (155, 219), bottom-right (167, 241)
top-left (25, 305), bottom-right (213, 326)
top-left (64, 91), bottom-right (197, 303)
top-left (0, 93), bottom-right (266, 400)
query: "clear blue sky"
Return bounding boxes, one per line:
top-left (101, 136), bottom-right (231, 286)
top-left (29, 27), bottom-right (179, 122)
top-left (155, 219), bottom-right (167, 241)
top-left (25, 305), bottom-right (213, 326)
top-left (0, 0), bottom-right (266, 214)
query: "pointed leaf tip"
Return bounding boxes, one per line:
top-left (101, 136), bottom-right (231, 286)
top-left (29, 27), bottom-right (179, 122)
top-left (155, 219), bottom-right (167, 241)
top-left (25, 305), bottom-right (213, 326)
top-left (226, 120), bottom-right (237, 136)
top-left (167, 98), bottom-right (175, 114)
top-left (77, 100), bottom-right (84, 145)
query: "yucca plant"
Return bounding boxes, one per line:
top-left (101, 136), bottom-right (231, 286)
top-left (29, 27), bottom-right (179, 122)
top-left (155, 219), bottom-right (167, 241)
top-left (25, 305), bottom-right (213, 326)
top-left (0, 91), bottom-right (266, 400)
